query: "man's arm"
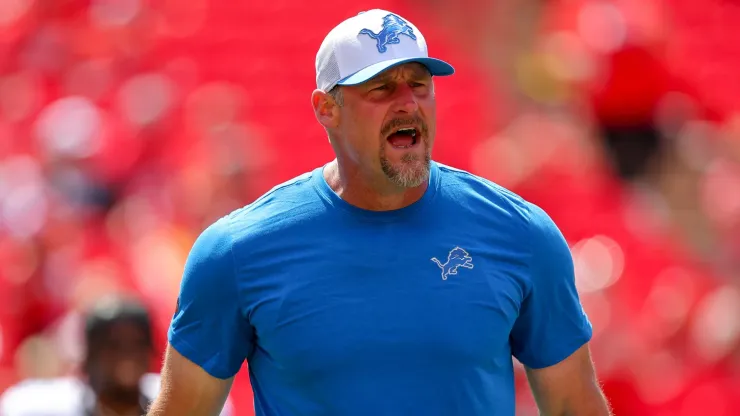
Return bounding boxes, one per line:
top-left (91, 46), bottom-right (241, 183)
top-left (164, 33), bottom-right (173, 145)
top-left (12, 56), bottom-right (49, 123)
top-left (509, 203), bottom-right (608, 415)
top-left (147, 345), bottom-right (233, 416)
top-left (525, 344), bottom-right (611, 416)
top-left (150, 216), bottom-right (252, 414)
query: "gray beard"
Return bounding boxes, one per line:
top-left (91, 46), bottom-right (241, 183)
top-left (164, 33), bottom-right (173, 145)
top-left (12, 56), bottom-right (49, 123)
top-left (379, 141), bottom-right (432, 188)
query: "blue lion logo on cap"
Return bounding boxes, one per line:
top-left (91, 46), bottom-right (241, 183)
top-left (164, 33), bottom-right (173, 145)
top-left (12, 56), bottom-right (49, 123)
top-left (359, 14), bottom-right (417, 53)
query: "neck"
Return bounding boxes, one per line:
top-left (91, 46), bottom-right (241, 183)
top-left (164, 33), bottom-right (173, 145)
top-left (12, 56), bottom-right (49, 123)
top-left (324, 159), bottom-right (428, 211)
top-left (95, 389), bottom-right (143, 416)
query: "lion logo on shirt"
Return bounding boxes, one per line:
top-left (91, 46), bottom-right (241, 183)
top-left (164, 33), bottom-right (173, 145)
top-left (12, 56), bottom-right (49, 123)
top-left (431, 247), bottom-right (474, 280)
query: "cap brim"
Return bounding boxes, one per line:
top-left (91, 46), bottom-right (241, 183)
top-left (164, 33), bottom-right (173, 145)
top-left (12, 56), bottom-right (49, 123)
top-left (336, 57), bottom-right (455, 87)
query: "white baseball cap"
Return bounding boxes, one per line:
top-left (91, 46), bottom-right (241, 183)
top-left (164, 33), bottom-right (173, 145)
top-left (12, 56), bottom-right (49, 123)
top-left (315, 9), bottom-right (455, 92)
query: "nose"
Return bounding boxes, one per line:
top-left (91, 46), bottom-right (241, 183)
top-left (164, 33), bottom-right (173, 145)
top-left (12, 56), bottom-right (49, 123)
top-left (391, 84), bottom-right (419, 114)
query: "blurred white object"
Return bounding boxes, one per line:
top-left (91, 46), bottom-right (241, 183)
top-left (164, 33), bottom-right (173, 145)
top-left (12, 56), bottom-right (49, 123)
top-left (35, 96), bottom-right (103, 159)
top-left (0, 373), bottom-right (235, 416)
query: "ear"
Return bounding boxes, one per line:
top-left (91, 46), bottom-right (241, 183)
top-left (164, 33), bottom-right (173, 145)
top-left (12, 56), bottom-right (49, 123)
top-left (311, 89), bottom-right (340, 129)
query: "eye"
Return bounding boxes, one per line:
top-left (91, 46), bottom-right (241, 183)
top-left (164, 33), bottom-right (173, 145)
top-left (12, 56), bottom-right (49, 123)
top-left (372, 84), bottom-right (388, 91)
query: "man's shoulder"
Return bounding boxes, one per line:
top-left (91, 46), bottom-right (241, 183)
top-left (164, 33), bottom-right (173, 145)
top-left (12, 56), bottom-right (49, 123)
top-left (196, 168), bottom-right (327, 250)
top-left (435, 162), bottom-right (536, 220)
top-left (0, 376), bottom-right (84, 415)
top-left (229, 168), bottom-right (322, 224)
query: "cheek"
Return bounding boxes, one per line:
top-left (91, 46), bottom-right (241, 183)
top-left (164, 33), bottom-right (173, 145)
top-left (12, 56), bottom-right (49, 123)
top-left (420, 102), bottom-right (437, 133)
top-left (421, 96), bottom-right (437, 116)
top-left (344, 109), bottom-right (384, 150)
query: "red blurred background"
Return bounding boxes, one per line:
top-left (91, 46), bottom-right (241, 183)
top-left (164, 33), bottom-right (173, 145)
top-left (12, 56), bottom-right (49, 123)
top-left (0, 0), bottom-right (739, 414)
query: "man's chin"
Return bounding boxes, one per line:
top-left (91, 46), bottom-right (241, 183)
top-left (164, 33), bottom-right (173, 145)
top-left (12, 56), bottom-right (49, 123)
top-left (382, 160), bottom-right (430, 188)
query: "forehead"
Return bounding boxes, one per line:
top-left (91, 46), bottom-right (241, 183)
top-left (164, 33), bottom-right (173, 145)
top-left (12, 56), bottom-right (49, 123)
top-left (367, 62), bottom-right (431, 82)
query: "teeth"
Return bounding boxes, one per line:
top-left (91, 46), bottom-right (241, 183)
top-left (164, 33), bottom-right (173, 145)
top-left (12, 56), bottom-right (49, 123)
top-left (397, 128), bottom-right (417, 136)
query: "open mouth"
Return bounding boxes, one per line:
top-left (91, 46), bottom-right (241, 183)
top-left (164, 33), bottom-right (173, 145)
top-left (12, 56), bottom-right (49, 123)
top-left (386, 127), bottom-right (419, 149)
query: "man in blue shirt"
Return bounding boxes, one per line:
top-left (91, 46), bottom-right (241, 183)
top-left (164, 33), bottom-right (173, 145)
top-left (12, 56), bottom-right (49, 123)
top-left (148, 9), bottom-right (612, 416)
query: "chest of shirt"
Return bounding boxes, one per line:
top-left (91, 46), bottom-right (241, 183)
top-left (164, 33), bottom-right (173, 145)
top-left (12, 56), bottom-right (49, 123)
top-left (238, 220), bottom-right (530, 378)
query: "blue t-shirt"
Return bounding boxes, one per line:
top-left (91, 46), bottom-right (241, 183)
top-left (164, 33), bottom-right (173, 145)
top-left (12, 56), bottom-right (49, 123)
top-left (168, 161), bottom-right (592, 416)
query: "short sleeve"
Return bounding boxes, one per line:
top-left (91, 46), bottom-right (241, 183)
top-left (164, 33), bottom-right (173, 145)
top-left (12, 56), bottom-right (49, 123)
top-left (509, 204), bottom-right (592, 369)
top-left (168, 215), bottom-right (253, 379)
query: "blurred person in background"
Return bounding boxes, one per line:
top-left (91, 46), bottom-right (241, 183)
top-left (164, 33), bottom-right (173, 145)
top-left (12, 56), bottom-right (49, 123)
top-left (0, 295), bottom-right (233, 416)
top-left (148, 9), bottom-right (611, 416)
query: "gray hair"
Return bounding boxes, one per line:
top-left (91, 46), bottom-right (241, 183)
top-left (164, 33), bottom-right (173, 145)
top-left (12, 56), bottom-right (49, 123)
top-left (327, 85), bottom-right (343, 107)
